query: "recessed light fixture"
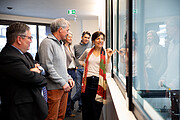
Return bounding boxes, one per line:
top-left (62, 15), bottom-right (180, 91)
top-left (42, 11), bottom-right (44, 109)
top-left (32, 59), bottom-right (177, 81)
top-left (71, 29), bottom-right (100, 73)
top-left (7, 7), bottom-right (13, 10)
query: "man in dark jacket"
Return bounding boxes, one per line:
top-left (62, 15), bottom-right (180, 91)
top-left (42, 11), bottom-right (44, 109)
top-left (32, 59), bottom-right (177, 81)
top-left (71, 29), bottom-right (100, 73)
top-left (0, 22), bottom-right (48, 120)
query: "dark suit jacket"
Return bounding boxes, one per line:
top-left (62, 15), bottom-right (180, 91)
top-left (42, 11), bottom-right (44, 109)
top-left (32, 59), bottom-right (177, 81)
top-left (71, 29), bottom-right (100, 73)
top-left (0, 43), bottom-right (48, 120)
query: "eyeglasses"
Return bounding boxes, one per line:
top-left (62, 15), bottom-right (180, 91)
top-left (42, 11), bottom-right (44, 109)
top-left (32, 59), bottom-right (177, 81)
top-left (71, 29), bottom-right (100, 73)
top-left (19, 35), bottom-right (33, 40)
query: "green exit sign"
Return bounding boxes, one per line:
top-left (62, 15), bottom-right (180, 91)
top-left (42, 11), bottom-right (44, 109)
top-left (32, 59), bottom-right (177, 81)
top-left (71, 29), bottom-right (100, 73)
top-left (133, 9), bottom-right (137, 13)
top-left (68, 10), bottom-right (76, 14)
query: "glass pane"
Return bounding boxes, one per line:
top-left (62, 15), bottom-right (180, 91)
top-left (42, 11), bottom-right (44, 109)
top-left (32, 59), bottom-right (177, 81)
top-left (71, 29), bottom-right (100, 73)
top-left (113, 0), bottom-right (118, 74)
top-left (38, 25), bottom-right (51, 46)
top-left (133, 0), bottom-right (180, 119)
top-left (0, 24), bottom-right (37, 58)
top-left (117, 0), bottom-right (127, 84)
top-left (27, 24), bottom-right (37, 59)
top-left (106, 0), bottom-right (112, 48)
top-left (0, 25), bottom-right (8, 51)
top-left (38, 25), bottom-right (46, 46)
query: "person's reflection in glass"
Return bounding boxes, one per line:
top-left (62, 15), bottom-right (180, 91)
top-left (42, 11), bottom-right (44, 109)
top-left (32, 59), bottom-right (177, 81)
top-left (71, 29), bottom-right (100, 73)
top-left (144, 30), bottom-right (167, 90)
top-left (160, 16), bottom-right (180, 90)
top-left (117, 32), bottom-right (137, 89)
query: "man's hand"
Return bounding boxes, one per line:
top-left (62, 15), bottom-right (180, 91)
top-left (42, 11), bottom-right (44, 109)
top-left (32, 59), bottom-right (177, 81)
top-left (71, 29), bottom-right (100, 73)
top-left (35, 63), bottom-right (40, 68)
top-left (63, 83), bottom-right (71, 92)
top-left (68, 79), bottom-right (75, 89)
top-left (30, 63), bottom-right (43, 74)
top-left (30, 68), bottom-right (41, 73)
top-left (159, 79), bottom-right (165, 87)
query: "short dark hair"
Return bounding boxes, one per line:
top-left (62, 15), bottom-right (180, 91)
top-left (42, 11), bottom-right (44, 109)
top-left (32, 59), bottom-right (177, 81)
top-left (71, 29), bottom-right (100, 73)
top-left (91, 31), bottom-right (105, 42)
top-left (6, 22), bottom-right (30, 45)
top-left (82, 31), bottom-right (91, 37)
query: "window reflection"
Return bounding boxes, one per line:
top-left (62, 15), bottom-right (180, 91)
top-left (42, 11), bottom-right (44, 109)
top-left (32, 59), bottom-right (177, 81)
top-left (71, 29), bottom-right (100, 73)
top-left (110, 0), bottom-right (180, 119)
top-left (116, 0), bottom-right (127, 84)
top-left (132, 0), bottom-right (180, 119)
top-left (27, 24), bottom-right (37, 59)
top-left (144, 30), bottom-right (167, 90)
top-left (0, 25), bottom-right (8, 51)
top-left (160, 16), bottom-right (180, 90)
top-left (38, 25), bottom-right (49, 46)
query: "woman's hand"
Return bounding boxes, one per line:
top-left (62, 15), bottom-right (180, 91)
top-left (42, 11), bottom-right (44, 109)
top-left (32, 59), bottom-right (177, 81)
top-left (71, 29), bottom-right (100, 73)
top-left (106, 48), bottom-right (116, 64)
top-left (117, 48), bottom-right (126, 56)
top-left (106, 48), bottom-right (116, 58)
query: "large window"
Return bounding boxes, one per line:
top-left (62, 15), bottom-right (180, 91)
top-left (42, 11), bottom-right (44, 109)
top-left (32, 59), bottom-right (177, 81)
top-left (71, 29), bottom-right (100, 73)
top-left (0, 25), bottom-right (8, 51)
top-left (27, 24), bottom-right (37, 58)
top-left (38, 25), bottom-right (51, 46)
top-left (107, 0), bottom-right (179, 119)
top-left (110, 0), bottom-right (127, 86)
top-left (0, 21), bottom-right (50, 58)
top-left (133, 0), bottom-right (180, 119)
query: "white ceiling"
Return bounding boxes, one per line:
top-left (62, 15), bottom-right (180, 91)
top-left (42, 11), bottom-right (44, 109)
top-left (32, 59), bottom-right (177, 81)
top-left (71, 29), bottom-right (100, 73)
top-left (0, 0), bottom-right (102, 20)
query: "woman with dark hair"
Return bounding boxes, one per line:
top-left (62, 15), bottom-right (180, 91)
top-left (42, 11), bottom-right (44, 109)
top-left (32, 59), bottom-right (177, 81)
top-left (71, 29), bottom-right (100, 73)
top-left (79, 31), bottom-right (115, 120)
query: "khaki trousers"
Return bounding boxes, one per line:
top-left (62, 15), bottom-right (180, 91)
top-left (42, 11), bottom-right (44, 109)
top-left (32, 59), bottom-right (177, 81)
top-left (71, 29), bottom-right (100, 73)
top-left (45, 89), bottom-right (68, 120)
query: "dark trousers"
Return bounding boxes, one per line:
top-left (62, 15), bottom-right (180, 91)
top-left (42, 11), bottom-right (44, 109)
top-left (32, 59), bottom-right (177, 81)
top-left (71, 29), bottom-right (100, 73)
top-left (82, 76), bottom-right (103, 120)
top-left (72, 68), bottom-right (83, 106)
top-left (66, 69), bottom-right (76, 115)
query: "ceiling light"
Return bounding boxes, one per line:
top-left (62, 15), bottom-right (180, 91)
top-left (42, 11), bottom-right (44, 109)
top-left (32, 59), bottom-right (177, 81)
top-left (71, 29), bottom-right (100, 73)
top-left (7, 7), bottom-right (13, 10)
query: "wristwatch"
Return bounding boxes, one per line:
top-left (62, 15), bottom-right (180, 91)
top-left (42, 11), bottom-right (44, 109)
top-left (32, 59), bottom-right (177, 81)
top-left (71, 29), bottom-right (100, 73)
top-left (37, 66), bottom-right (44, 72)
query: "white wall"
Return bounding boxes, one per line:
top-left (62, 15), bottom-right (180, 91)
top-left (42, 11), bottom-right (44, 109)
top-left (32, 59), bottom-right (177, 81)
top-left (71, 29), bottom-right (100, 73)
top-left (0, 14), bottom-right (53, 24)
top-left (68, 20), bottom-right (82, 46)
top-left (82, 19), bottom-right (99, 33)
top-left (98, 0), bottom-right (106, 33)
top-left (0, 14), bottom-right (99, 46)
top-left (69, 19), bottom-right (99, 46)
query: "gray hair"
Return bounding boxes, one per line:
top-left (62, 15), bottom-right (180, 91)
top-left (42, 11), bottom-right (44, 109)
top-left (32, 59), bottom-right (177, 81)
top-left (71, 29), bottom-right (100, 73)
top-left (68, 31), bottom-right (73, 36)
top-left (50, 18), bottom-right (70, 33)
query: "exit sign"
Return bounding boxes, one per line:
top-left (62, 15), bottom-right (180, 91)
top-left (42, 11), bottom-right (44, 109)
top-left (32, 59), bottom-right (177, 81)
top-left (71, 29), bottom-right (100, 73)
top-left (68, 10), bottom-right (76, 14)
top-left (133, 9), bottom-right (137, 13)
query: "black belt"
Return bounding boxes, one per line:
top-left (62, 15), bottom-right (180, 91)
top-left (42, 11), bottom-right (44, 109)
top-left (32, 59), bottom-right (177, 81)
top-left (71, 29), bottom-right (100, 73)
top-left (86, 76), bottom-right (99, 89)
top-left (68, 68), bottom-right (76, 70)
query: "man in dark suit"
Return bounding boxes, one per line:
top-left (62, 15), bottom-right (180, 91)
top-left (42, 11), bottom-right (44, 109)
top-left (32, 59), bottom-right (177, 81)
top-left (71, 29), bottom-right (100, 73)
top-left (0, 22), bottom-right (48, 120)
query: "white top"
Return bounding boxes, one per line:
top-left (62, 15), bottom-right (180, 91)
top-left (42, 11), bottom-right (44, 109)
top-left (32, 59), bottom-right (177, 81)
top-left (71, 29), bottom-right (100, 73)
top-left (68, 58), bottom-right (76, 69)
top-left (79, 48), bottom-right (111, 77)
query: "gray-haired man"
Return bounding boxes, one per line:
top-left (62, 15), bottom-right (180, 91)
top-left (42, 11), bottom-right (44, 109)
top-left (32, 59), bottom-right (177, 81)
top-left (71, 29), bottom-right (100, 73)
top-left (38, 18), bottom-right (75, 120)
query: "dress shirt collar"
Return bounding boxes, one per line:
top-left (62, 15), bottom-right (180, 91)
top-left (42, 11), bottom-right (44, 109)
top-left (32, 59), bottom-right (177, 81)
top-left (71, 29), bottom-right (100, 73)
top-left (11, 45), bottom-right (24, 55)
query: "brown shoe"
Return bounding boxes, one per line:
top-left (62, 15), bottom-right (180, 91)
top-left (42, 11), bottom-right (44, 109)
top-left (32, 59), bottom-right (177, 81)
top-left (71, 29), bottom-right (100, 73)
top-left (66, 113), bottom-right (76, 117)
